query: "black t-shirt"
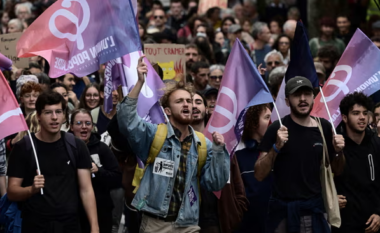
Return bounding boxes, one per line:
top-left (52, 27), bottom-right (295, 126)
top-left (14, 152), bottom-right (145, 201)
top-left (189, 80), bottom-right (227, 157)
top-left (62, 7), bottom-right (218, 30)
top-left (96, 109), bottom-right (111, 135)
top-left (332, 130), bottom-right (380, 232)
top-left (7, 132), bottom-right (92, 218)
top-left (259, 115), bottom-right (335, 200)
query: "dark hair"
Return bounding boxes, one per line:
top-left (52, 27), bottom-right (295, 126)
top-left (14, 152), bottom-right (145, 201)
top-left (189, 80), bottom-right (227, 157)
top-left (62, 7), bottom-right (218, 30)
top-left (374, 102), bottom-right (380, 112)
top-left (138, 22), bottom-right (147, 41)
top-left (70, 108), bottom-right (93, 125)
top-left (339, 92), bottom-right (373, 116)
top-left (35, 91), bottom-right (67, 115)
top-left (221, 16), bottom-right (236, 35)
top-left (57, 73), bottom-right (74, 82)
top-left (79, 84), bottom-right (101, 110)
top-left (269, 16), bottom-right (284, 31)
top-left (320, 17), bottom-right (335, 28)
top-left (188, 16), bottom-right (207, 35)
top-left (206, 7), bottom-right (220, 19)
top-left (170, 0), bottom-right (182, 5)
top-left (152, 0), bottom-right (163, 7)
top-left (35, 72), bottom-right (50, 85)
top-left (193, 36), bottom-right (215, 64)
top-left (50, 82), bottom-right (68, 92)
top-left (191, 61), bottom-right (209, 74)
top-left (185, 43), bottom-right (199, 51)
top-left (317, 45), bottom-right (339, 62)
top-left (371, 36), bottom-right (380, 43)
top-left (29, 62), bottom-right (42, 71)
top-left (241, 104), bottom-right (270, 143)
top-left (336, 13), bottom-right (350, 21)
top-left (195, 91), bottom-right (207, 107)
top-left (272, 34), bottom-right (292, 50)
top-left (24, 17), bottom-right (36, 27)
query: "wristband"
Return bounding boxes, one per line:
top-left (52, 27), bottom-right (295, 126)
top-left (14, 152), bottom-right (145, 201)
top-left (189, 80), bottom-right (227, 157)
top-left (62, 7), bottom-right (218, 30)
top-left (273, 143), bottom-right (280, 153)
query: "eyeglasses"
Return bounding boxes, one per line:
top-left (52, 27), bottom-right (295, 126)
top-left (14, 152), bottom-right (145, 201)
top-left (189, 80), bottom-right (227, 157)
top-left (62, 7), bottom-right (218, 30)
top-left (74, 121), bottom-right (93, 127)
top-left (210, 75), bottom-right (222, 80)
top-left (267, 61), bottom-right (280, 66)
top-left (154, 15), bottom-right (164, 19)
top-left (279, 42), bottom-right (290, 45)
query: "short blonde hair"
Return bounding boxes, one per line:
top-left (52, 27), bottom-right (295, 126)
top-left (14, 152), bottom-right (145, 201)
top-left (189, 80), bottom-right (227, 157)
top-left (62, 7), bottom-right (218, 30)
top-left (161, 81), bottom-right (193, 108)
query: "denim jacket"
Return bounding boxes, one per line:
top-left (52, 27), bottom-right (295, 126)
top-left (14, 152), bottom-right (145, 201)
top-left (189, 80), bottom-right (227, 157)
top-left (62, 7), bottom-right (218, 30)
top-left (117, 97), bottom-right (230, 227)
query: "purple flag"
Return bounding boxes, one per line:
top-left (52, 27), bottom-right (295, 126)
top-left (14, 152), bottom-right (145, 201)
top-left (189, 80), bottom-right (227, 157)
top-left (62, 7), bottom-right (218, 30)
top-left (204, 39), bottom-right (273, 154)
top-left (104, 51), bottom-right (165, 123)
top-left (312, 29), bottom-right (380, 127)
top-left (17, 0), bottom-right (141, 78)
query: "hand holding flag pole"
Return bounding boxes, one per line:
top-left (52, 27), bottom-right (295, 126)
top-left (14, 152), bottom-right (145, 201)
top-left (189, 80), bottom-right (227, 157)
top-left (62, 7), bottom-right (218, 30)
top-left (26, 130), bottom-right (44, 195)
top-left (272, 101), bottom-right (283, 127)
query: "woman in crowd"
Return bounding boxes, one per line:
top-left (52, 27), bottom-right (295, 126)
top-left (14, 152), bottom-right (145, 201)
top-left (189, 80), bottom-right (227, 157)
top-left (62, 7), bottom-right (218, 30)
top-left (272, 34), bottom-right (291, 65)
top-left (235, 104), bottom-right (273, 233)
top-left (215, 31), bottom-right (225, 48)
top-left (209, 64), bottom-right (224, 90)
top-left (79, 84), bottom-right (101, 111)
top-left (1, 12), bottom-right (10, 34)
top-left (269, 17), bottom-right (283, 40)
top-left (70, 109), bottom-right (121, 233)
top-left (10, 111), bottom-right (40, 146)
top-left (220, 16), bottom-right (236, 39)
top-left (19, 81), bottom-right (42, 117)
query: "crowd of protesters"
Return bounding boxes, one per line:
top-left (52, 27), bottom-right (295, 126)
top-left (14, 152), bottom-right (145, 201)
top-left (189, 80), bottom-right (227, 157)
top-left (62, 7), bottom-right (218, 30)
top-left (2, 0), bottom-right (380, 233)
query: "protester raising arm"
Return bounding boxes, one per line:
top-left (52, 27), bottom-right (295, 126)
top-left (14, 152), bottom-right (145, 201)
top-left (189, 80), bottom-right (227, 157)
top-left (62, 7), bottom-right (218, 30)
top-left (117, 55), bottom-right (156, 162)
top-left (254, 125), bottom-right (288, 181)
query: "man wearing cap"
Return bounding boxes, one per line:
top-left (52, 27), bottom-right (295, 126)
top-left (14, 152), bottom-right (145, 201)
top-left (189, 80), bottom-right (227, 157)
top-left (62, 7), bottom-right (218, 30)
top-left (254, 76), bottom-right (345, 232)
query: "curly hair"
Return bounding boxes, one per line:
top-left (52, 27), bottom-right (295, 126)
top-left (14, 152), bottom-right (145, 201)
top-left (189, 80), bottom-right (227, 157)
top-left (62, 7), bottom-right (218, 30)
top-left (20, 81), bottom-right (43, 97)
top-left (241, 104), bottom-right (270, 142)
top-left (161, 81), bottom-right (193, 108)
top-left (339, 92), bottom-right (373, 116)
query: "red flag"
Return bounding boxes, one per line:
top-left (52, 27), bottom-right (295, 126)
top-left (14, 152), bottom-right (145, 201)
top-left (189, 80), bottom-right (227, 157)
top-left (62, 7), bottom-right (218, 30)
top-left (0, 71), bottom-right (28, 140)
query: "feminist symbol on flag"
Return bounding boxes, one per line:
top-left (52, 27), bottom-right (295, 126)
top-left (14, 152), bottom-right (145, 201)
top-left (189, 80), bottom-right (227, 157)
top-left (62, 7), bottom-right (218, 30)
top-left (208, 86), bottom-right (238, 134)
top-left (48, 0), bottom-right (91, 50)
top-left (321, 65), bottom-right (352, 103)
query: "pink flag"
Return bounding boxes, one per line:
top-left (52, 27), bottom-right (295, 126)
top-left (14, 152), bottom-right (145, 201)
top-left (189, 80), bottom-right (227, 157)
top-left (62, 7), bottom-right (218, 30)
top-left (16, 0), bottom-right (141, 78)
top-left (0, 71), bottom-right (28, 140)
top-left (311, 29), bottom-right (380, 127)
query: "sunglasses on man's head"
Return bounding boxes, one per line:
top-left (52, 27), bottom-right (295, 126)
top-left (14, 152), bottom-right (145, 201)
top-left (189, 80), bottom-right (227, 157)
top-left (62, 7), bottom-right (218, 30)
top-left (210, 75), bottom-right (222, 80)
top-left (154, 15), bottom-right (164, 19)
top-left (267, 61), bottom-right (280, 66)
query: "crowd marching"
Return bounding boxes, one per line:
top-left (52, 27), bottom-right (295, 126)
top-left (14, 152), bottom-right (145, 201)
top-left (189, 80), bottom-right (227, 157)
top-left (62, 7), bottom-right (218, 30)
top-left (1, 0), bottom-right (380, 233)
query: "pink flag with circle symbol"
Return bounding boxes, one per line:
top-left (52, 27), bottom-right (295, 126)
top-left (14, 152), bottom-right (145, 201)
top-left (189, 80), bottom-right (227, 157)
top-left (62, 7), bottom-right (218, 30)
top-left (17, 0), bottom-right (141, 78)
top-left (311, 29), bottom-right (380, 127)
top-left (0, 71), bottom-right (28, 140)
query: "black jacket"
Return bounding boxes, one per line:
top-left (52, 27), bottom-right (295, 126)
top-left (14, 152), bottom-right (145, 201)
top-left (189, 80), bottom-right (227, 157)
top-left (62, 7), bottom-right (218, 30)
top-left (87, 133), bottom-right (121, 209)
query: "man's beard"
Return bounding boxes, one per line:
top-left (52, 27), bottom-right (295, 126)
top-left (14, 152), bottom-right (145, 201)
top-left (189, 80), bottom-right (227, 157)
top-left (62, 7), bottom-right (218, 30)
top-left (172, 112), bottom-right (193, 125)
top-left (186, 60), bottom-right (194, 70)
top-left (192, 111), bottom-right (206, 125)
top-left (346, 119), bottom-right (366, 135)
top-left (289, 101), bottom-right (313, 118)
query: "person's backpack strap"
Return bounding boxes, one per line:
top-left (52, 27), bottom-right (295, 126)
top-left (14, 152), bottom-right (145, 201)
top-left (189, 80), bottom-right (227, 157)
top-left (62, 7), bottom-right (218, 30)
top-left (63, 132), bottom-right (77, 169)
top-left (132, 123), bottom-right (168, 193)
top-left (195, 131), bottom-right (207, 178)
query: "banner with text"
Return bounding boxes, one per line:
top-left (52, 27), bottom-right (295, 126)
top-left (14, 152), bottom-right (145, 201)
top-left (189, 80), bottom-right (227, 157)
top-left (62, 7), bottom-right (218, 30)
top-left (144, 44), bottom-right (186, 82)
top-left (0, 33), bottom-right (29, 68)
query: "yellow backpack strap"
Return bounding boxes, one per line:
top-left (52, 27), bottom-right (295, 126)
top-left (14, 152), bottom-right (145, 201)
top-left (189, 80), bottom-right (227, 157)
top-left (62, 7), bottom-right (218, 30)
top-left (195, 131), bottom-right (207, 177)
top-left (132, 124), bottom-right (168, 193)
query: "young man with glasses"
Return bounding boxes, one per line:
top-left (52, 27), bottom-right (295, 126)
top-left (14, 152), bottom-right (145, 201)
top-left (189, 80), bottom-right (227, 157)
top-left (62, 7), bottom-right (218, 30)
top-left (190, 61), bottom-right (210, 93)
top-left (7, 91), bottom-right (99, 233)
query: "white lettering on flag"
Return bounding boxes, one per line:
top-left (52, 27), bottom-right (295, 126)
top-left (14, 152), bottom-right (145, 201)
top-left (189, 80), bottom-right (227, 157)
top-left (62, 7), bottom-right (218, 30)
top-left (0, 108), bottom-right (22, 124)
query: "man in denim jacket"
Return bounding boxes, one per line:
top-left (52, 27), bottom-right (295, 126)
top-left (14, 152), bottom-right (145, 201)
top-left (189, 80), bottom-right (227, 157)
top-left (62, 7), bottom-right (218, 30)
top-left (117, 56), bottom-right (230, 233)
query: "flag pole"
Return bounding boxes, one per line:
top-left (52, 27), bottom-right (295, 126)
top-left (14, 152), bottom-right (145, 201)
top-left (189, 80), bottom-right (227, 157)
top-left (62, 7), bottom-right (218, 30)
top-left (26, 130), bottom-right (43, 195)
top-left (319, 87), bottom-right (337, 135)
top-left (272, 101), bottom-right (283, 126)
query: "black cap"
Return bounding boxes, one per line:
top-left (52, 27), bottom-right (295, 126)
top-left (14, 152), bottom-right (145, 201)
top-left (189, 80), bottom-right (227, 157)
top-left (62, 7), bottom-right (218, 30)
top-left (285, 76), bottom-right (313, 96)
top-left (203, 87), bottom-right (218, 97)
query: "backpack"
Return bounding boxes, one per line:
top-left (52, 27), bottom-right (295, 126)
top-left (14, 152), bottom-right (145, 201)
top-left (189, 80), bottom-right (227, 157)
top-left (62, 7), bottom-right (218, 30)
top-left (132, 123), bottom-right (208, 194)
top-left (24, 132), bottom-right (77, 169)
